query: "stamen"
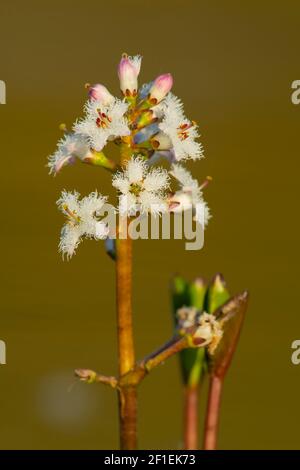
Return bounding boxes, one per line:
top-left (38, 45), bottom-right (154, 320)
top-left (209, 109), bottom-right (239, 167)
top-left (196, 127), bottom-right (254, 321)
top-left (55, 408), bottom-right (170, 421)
top-left (130, 183), bottom-right (142, 195)
top-left (151, 139), bottom-right (160, 149)
top-left (63, 205), bottom-right (81, 224)
top-left (177, 122), bottom-right (193, 141)
top-left (199, 176), bottom-right (213, 190)
top-left (59, 123), bottom-right (67, 132)
top-left (96, 110), bottom-right (112, 128)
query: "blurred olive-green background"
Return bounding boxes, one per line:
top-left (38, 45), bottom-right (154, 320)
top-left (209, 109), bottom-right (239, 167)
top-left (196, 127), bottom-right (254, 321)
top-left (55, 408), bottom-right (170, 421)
top-left (0, 0), bottom-right (299, 449)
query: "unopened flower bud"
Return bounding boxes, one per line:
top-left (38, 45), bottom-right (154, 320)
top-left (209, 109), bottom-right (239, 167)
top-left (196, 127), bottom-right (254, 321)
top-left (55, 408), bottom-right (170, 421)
top-left (118, 53), bottom-right (142, 96)
top-left (88, 84), bottom-right (115, 106)
top-left (169, 192), bottom-right (193, 212)
top-left (133, 123), bottom-right (159, 145)
top-left (149, 73), bottom-right (173, 104)
top-left (75, 369), bottom-right (97, 383)
top-left (151, 131), bottom-right (172, 150)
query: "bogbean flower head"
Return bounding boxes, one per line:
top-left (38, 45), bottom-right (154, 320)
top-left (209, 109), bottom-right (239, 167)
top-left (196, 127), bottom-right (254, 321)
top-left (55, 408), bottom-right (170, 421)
top-left (112, 157), bottom-right (170, 215)
top-left (57, 190), bottom-right (109, 259)
top-left (47, 52), bottom-right (204, 174)
top-left (47, 53), bottom-right (211, 257)
top-left (169, 164), bottom-right (211, 226)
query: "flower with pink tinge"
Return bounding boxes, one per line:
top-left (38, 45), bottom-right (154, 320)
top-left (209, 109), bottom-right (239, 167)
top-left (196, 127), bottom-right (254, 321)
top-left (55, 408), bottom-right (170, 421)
top-left (88, 84), bottom-right (115, 106)
top-left (169, 163), bottom-right (211, 226)
top-left (149, 73), bottom-right (173, 104)
top-left (47, 133), bottom-right (92, 175)
top-left (118, 54), bottom-right (142, 97)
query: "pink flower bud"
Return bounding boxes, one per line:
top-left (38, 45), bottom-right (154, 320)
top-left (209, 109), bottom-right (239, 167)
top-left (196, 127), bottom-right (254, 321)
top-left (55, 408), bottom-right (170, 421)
top-left (88, 84), bottom-right (115, 106)
top-left (118, 53), bottom-right (142, 96)
top-left (149, 73), bottom-right (173, 104)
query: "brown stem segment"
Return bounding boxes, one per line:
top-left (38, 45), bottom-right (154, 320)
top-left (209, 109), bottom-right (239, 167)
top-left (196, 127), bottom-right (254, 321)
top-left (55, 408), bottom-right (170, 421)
top-left (116, 234), bottom-right (137, 450)
top-left (119, 386), bottom-right (137, 450)
top-left (183, 385), bottom-right (199, 450)
top-left (203, 375), bottom-right (223, 450)
top-left (75, 312), bottom-right (207, 449)
top-left (116, 142), bottom-right (137, 450)
top-left (116, 235), bottom-right (134, 376)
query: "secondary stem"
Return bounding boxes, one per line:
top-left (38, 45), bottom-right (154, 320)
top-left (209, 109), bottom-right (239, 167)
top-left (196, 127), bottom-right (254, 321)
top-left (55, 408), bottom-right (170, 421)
top-left (203, 375), bottom-right (223, 450)
top-left (183, 385), bottom-right (199, 450)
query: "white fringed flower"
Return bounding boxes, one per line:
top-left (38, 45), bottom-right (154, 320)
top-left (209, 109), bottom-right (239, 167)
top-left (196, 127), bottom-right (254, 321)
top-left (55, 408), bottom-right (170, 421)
top-left (47, 133), bottom-right (92, 175)
top-left (74, 98), bottom-right (130, 151)
top-left (57, 190), bottom-right (109, 259)
top-left (112, 157), bottom-right (170, 215)
top-left (169, 164), bottom-right (211, 226)
top-left (158, 93), bottom-right (203, 161)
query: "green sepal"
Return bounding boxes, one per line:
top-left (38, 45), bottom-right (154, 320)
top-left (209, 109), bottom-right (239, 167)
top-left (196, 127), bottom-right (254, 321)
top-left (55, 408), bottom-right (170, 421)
top-left (133, 110), bottom-right (155, 130)
top-left (84, 150), bottom-right (117, 172)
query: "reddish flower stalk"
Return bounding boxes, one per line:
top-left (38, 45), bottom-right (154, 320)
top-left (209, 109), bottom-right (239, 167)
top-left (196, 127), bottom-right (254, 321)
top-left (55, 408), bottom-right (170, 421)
top-left (183, 385), bottom-right (199, 450)
top-left (203, 375), bottom-right (223, 450)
